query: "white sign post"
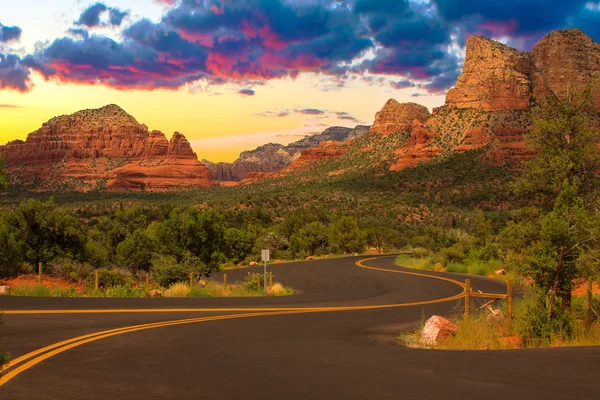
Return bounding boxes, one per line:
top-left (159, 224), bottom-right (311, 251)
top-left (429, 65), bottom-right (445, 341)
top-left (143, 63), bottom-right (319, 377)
top-left (261, 249), bottom-right (270, 295)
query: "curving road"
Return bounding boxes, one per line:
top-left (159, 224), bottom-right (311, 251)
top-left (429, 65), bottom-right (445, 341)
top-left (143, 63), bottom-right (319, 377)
top-left (0, 256), bottom-right (598, 400)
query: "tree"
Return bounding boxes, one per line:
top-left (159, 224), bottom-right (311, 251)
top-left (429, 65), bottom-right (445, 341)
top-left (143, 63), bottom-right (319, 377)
top-left (329, 216), bottom-right (366, 254)
top-left (224, 228), bottom-right (255, 264)
top-left (506, 85), bottom-right (600, 316)
top-left (3, 199), bottom-right (86, 266)
top-left (116, 229), bottom-right (156, 271)
top-left (366, 227), bottom-right (398, 254)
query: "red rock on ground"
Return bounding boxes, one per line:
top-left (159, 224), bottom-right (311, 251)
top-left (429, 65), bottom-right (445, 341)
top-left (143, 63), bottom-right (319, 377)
top-left (419, 315), bottom-right (457, 347)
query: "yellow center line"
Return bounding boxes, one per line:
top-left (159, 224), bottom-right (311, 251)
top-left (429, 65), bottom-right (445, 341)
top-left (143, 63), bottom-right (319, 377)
top-left (0, 256), bottom-right (468, 387)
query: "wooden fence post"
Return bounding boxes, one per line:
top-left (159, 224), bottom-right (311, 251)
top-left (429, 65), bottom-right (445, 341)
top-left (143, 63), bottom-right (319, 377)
top-left (269, 272), bottom-right (273, 289)
top-left (189, 272), bottom-right (194, 287)
top-left (223, 274), bottom-right (227, 290)
top-left (587, 279), bottom-right (593, 329)
top-left (464, 279), bottom-right (471, 321)
top-left (38, 262), bottom-right (43, 285)
top-left (145, 273), bottom-right (150, 287)
top-left (94, 270), bottom-right (99, 291)
top-left (507, 280), bottom-right (513, 333)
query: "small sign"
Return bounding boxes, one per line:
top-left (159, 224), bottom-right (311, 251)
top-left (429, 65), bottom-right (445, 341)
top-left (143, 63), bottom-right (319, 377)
top-left (261, 249), bottom-right (270, 262)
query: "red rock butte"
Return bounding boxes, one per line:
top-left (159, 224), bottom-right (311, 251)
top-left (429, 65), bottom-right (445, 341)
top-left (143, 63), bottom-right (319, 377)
top-left (371, 29), bottom-right (600, 171)
top-left (0, 104), bottom-right (214, 191)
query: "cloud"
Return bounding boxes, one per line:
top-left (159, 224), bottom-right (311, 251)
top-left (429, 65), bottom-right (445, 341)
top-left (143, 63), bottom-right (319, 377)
top-left (298, 108), bottom-right (325, 115)
top-left (0, 53), bottom-right (32, 92)
top-left (238, 88), bottom-right (255, 96)
top-left (76, 3), bottom-right (128, 28)
top-left (0, 104), bottom-right (20, 108)
top-left (0, 23), bottom-right (22, 43)
top-left (7, 0), bottom-right (600, 96)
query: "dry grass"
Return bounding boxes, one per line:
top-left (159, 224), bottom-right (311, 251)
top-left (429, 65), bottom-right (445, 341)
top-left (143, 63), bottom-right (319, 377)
top-left (164, 283), bottom-right (191, 298)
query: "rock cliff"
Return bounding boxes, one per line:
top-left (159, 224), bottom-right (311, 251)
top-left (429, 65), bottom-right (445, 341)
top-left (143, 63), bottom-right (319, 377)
top-left (370, 101), bottom-right (431, 135)
top-left (0, 105), bottom-right (214, 191)
top-left (385, 29), bottom-right (600, 171)
top-left (205, 125), bottom-right (369, 181)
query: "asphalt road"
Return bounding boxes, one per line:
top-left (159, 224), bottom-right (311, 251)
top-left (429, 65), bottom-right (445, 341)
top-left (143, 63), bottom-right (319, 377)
top-left (1, 256), bottom-right (598, 400)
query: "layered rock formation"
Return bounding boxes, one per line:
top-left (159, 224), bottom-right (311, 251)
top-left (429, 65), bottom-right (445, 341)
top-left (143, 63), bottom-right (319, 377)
top-left (0, 105), bottom-right (214, 191)
top-left (383, 29), bottom-right (600, 171)
top-left (370, 101), bottom-right (431, 135)
top-left (205, 125), bottom-right (369, 181)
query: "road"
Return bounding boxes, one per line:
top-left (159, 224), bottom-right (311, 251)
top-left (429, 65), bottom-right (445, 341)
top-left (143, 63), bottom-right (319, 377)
top-left (0, 256), bottom-right (598, 400)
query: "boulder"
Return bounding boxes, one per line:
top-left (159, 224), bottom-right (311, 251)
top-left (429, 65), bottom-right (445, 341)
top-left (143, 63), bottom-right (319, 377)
top-left (419, 316), bottom-right (457, 347)
top-left (495, 269), bottom-right (506, 276)
top-left (486, 308), bottom-right (505, 323)
top-left (249, 262), bottom-right (259, 267)
top-left (198, 280), bottom-right (207, 287)
top-left (148, 289), bottom-right (162, 297)
top-left (0, 285), bottom-right (9, 295)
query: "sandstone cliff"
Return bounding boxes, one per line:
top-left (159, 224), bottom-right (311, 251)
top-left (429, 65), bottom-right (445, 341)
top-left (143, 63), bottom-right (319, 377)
top-left (0, 105), bottom-right (214, 191)
top-left (370, 101), bottom-right (431, 135)
top-left (385, 29), bottom-right (599, 171)
top-left (205, 125), bottom-right (369, 181)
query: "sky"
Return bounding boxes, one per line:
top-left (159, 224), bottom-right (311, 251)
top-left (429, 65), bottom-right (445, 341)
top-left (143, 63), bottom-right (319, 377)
top-left (1, 1), bottom-right (600, 162)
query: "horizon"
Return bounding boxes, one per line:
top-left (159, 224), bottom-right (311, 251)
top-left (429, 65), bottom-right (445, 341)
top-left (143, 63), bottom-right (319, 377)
top-left (1, 0), bottom-right (599, 162)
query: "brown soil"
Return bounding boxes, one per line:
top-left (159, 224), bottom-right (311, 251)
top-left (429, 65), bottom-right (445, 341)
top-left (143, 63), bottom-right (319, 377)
top-left (572, 279), bottom-right (600, 297)
top-left (0, 275), bottom-right (85, 292)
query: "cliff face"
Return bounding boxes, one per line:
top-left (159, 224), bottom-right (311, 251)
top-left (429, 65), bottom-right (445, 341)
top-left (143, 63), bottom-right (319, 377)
top-left (370, 101), bottom-right (431, 135)
top-left (0, 105), bottom-right (214, 191)
top-left (381, 29), bottom-right (600, 171)
top-left (205, 125), bottom-right (370, 181)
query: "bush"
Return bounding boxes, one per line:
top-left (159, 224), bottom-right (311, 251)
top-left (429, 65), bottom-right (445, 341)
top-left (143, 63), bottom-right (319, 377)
top-left (49, 258), bottom-right (93, 283)
top-left (151, 254), bottom-right (204, 287)
top-left (86, 268), bottom-right (132, 289)
top-left (242, 272), bottom-right (264, 291)
top-left (104, 284), bottom-right (145, 298)
top-left (468, 245), bottom-right (498, 262)
top-left (164, 283), bottom-right (191, 297)
top-left (440, 243), bottom-right (467, 264)
top-left (516, 295), bottom-right (574, 346)
top-left (412, 247), bottom-right (429, 259)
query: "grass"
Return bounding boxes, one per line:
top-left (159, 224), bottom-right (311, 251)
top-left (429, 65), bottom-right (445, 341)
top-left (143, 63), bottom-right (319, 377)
top-left (396, 254), bottom-right (502, 276)
top-left (395, 254), bottom-right (436, 271)
top-left (399, 296), bottom-right (600, 350)
top-left (445, 259), bottom-right (502, 276)
top-left (6, 280), bottom-right (294, 298)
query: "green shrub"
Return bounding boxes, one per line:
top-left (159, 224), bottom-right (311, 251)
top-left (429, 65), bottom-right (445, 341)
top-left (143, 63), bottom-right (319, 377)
top-left (151, 254), bottom-right (204, 287)
top-left (412, 247), bottom-right (429, 259)
top-left (516, 294), bottom-right (574, 346)
top-left (86, 269), bottom-right (132, 289)
top-left (440, 243), bottom-right (467, 264)
top-left (242, 272), bottom-right (264, 291)
top-left (49, 258), bottom-right (93, 283)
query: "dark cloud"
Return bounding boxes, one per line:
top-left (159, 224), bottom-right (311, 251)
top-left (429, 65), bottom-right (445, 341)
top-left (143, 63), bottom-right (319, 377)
top-left (76, 3), bottom-right (128, 28)
top-left (0, 104), bottom-right (20, 108)
top-left (298, 108), bottom-right (325, 115)
top-left (8, 0), bottom-right (600, 95)
top-left (338, 115), bottom-right (360, 122)
top-left (238, 88), bottom-right (255, 96)
top-left (0, 23), bottom-right (22, 43)
top-left (0, 53), bottom-right (31, 92)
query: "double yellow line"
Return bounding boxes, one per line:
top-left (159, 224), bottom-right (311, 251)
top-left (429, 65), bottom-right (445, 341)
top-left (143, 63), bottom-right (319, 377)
top-left (0, 256), bottom-right (466, 387)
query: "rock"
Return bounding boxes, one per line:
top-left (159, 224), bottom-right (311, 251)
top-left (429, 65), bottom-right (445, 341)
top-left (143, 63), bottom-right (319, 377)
top-left (419, 315), bottom-right (457, 347)
top-left (0, 104), bottom-right (215, 192)
top-left (203, 125), bottom-right (369, 181)
top-left (148, 289), bottom-right (162, 297)
top-left (198, 280), bottom-right (206, 287)
top-left (531, 29), bottom-right (600, 109)
top-left (0, 285), bottom-right (9, 295)
top-left (446, 36), bottom-right (532, 111)
top-left (486, 308), bottom-right (504, 323)
top-left (370, 100), bottom-right (431, 135)
top-left (305, 256), bottom-right (314, 261)
top-left (495, 269), bottom-right (506, 276)
top-left (249, 262), bottom-right (259, 267)
top-left (388, 29), bottom-right (600, 172)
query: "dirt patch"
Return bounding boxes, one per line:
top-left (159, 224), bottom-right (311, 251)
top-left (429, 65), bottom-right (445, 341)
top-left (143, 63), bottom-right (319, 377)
top-left (0, 275), bottom-right (85, 292)
top-left (572, 279), bottom-right (600, 297)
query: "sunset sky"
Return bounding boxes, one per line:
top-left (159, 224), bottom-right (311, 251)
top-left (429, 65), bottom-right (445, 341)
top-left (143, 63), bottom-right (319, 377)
top-left (1, 1), bottom-right (599, 162)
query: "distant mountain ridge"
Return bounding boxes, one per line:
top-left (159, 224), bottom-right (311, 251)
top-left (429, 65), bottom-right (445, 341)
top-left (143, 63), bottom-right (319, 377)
top-left (203, 125), bottom-right (370, 181)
